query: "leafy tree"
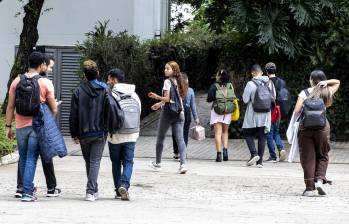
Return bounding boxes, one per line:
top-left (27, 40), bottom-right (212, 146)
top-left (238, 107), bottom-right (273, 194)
top-left (182, 0), bottom-right (346, 59)
top-left (1, 0), bottom-right (45, 113)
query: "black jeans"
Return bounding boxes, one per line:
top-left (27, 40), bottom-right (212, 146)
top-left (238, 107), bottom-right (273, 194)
top-left (172, 106), bottom-right (191, 154)
top-left (243, 127), bottom-right (267, 164)
top-left (17, 155), bottom-right (57, 191)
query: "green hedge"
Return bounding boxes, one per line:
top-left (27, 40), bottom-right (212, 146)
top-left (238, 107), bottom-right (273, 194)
top-left (77, 22), bottom-right (348, 140)
top-left (0, 112), bottom-right (16, 157)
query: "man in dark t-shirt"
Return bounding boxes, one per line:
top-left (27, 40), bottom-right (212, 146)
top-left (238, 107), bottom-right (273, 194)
top-left (264, 62), bottom-right (286, 162)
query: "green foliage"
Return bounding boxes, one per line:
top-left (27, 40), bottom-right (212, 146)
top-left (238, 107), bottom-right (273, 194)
top-left (76, 21), bottom-right (154, 116)
top-left (188, 0), bottom-right (343, 58)
top-left (0, 112), bottom-right (16, 157)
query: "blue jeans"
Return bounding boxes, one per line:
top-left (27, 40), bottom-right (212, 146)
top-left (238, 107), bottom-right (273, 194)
top-left (16, 126), bottom-right (40, 195)
top-left (108, 142), bottom-right (135, 190)
top-left (266, 122), bottom-right (284, 159)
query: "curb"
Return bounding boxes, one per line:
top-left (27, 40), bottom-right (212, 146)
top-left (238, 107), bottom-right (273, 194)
top-left (0, 151), bottom-right (19, 166)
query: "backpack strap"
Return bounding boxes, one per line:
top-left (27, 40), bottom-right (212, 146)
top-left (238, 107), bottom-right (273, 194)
top-left (227, 82), bottom-right (236, 99)
top-left (214, 83), bottom-right (221, 91)
top-left (251, 80), bottom-right (259, 87)
top-left (215, 83), bottom-right (228, 98)
top-left (19, 74), bottom-right (26, 81)
top-left (304, 89), bottom-right (310, 97)
top-left (269, 80), bottom-right (276, 101)
top-left (274, 77), bottom-right (284, 91)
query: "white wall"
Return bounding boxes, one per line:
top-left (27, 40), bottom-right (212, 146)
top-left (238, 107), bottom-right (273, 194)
top-left (0, 0), bottom-right (23, 102)
top-left (0, 0), bottom-right (169, 102)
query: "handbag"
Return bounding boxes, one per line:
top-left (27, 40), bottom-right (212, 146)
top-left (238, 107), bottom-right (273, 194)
top-left (190, 125), bottom-right (206, 141)
top-left (231, 99), bottom-right (240, 121)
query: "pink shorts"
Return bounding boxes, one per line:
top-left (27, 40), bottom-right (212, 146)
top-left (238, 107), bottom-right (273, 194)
top-left (210, 110), bottom-right (232, 125)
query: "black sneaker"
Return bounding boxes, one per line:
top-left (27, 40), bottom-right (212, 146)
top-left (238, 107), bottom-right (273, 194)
top-left (114, 189), bottom-right (122, 199)
top-left (223, 148), bottom-right (228, 161)
top-left (264, 157), bottom-right (277, 163)
top-left (47, 188), bottom-right (61, 197)
top-left (14, 190), bottom-right (23, 198)
top-left (246, 155), bottom-right (260, 166)
top-left (216, 152), bottom-right (222, 162)
top-left (118, 186), bottom-right (130, 201)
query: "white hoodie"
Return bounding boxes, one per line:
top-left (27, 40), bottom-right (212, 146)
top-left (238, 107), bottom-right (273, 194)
top-left (107, 83), bottom-right (141, 144)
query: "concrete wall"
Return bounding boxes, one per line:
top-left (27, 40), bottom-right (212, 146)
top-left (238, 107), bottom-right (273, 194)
top-left (0, 0), bottom-right (169, 102)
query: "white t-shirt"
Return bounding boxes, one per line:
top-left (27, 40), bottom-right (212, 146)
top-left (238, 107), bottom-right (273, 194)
top-left (162, 78), bottom-right (184, 110)
top-left (298, 88), bottom-right (313, 100)
top-left (162, 79), bottom-right (172, 93)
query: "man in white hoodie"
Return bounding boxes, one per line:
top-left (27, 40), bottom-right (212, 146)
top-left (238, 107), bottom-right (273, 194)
top-left (107, 68), bottom-right (141, 201)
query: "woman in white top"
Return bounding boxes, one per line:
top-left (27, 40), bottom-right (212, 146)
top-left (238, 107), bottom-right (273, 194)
top-left (293, 70), bottom-right (340, 197)
top-left (148, 61), bottom-right (189, 174)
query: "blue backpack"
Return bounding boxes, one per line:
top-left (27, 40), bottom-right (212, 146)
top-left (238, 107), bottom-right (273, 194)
top-left (275, 78), bottom-right (292, 117)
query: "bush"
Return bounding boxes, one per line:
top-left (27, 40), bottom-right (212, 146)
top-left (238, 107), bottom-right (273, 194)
top-left (76, 21), bottom-right (154, 116)
top-left (0, 112), bottom-right (16, 157)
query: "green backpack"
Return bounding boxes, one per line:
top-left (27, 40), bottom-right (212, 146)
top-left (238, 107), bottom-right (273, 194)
top-left (213, 83), bottom-right (236, 115)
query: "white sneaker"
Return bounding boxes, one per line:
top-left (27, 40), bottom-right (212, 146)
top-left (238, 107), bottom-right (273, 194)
top-left (256, 164), bottom-right (263, 168)
top-left (315, 180), bottom-right (327, 196)
top-left (94, 192), bottom-right (99, 200)
top-left (246, 156), bottom-right (260, 166)
top-left (279, 150), bottom-right (286, 162)
top-left (302, 190), bottom-right (316, 197)
top-left (149, 161), bottom-right (161, 172)
top-left (179, 164), bottom-right (188, 174)
top-left (85, 193), bottom-right (95, 202)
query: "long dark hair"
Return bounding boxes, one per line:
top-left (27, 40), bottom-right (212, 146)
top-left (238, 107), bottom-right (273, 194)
top-left (310, 70), bottom-right (327, 85)
top-left (166, 61), bottom-right (188, 98)
top-left (217, 69), bottom-right (230, 84)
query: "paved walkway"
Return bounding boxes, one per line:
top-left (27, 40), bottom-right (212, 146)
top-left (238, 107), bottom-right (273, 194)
top-left (69, 136), bottom-right (349, 164)
top-left (1, 156), bottom-right (349, 224)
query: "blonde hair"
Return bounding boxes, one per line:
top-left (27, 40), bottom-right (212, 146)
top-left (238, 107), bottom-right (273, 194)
top-left (82, 59), bottom-right (99, 80)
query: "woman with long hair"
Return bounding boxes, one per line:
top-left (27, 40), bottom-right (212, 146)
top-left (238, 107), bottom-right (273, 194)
top-left (172, 72), bottom-right (199, 160)
top-left (148, 61), bottom-right (189, 174)
top-left (293, 70), bottom-right (340, 196)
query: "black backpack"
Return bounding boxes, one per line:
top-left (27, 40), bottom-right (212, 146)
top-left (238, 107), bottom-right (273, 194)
top-left (301, 89), bottom-right (326, 129)
top-left (251, 80), bottom-right (272, 113)
top-left (163, 79), bottom-right (182, 116)
top-left (15, 74), bottom-right (42, 116)
top-left (275, 78), bottom-right (292, 117)
top-left (105, 88), bottom-right (125, 135)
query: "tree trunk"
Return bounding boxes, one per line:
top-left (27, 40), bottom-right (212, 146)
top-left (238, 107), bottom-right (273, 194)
top-left (1, 0), bottom-right (45, 113)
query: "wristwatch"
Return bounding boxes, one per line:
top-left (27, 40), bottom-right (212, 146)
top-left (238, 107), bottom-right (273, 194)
top-left (5, 124), bottom-right (12, 128)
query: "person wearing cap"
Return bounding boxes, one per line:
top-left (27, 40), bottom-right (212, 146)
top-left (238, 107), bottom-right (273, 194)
top-left (264, 62), bottom-right (287, 163)
top-left (107, 68), bottom-right (141, 201)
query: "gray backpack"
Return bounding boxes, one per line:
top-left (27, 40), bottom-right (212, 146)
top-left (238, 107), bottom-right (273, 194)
top-left (112, 90), bottom-right (140, 134)
top-left (301, 89), bottom-right (326, 129)
top-left (251, 80), bottom-right (272, 112)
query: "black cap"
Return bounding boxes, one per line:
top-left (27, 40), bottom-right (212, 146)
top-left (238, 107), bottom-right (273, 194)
top-left (265, 62), bottom-right (276, 70)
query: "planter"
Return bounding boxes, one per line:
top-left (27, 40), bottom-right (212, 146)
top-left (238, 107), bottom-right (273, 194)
top-left (0, 151), bottom-right (19, 166)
